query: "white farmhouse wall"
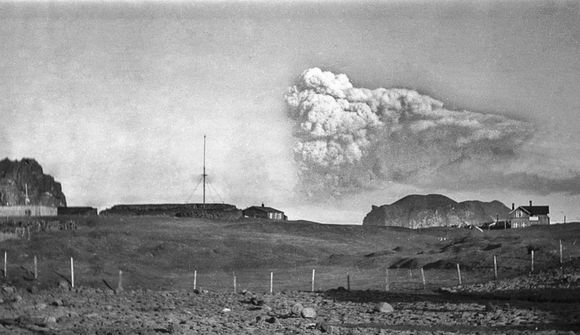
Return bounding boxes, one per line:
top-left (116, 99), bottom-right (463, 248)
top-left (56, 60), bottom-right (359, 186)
top-left (0, 205), bottom-right (57, 217)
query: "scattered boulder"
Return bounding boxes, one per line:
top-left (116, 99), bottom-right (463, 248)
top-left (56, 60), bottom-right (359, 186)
top-left (301, 307), bottom-right (317, 319)
top-left (35, 303), bottom-right (48, 310)
top-left (317, 321), bottom-right (334, 333)
top-left (250, 297), bottom-right (264, 306)
top-left (51, 299), bottom-right (63, 307)
top-left (374, 302), bottom-right (394, 313)
top-left (291, 303), bottom-right (304, 315)
top-left (43, 316), bottom-right (57, 325)
top-left (306, 323), bottom-right (317, 329)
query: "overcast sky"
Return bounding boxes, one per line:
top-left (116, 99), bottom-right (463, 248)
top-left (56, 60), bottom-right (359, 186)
top-left (1, 0), bottom-right (579, 223)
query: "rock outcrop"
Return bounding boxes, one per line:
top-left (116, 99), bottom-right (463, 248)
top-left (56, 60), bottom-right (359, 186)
top-left (0, 158), bottom-right (66, 207)
top-left (362, 194), bottom-right (509, 228)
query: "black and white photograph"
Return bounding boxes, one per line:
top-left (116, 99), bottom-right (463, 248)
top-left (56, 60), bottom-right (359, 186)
top-left (1, 0), bottom-right (579, 333)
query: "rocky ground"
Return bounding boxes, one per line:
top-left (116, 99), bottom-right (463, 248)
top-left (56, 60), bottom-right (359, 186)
top-left (1, 266), bottom-right (579, 335)
top-left (440, 261), bottom-right (580, 301)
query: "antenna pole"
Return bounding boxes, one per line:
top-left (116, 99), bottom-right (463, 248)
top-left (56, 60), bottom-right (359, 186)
top-left (25, 183), bottom-right (30, 205)
top-left (203, 135), bottom-right (207, 208)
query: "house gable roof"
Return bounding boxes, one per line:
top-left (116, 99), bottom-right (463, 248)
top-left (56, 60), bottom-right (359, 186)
top-left (510, 206), bottom-right (550, 216)
top-left (243, 206), bottom-right (284, 214)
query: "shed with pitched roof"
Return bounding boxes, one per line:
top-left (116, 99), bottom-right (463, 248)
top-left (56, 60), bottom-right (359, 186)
top-left (242, 204), bottom-right (287, 220)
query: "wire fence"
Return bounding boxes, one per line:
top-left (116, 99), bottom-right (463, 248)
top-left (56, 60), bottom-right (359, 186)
top-left (1, 238), bottom-right (578, 293)
top-left (0, 218), bottom-right (78, 241)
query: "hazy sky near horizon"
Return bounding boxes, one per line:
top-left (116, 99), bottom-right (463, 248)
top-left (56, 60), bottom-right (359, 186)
top-left (1, 0), bottom-right (579, 223)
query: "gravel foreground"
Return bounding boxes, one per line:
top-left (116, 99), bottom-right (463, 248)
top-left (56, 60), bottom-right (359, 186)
top-left (1, 267), bottom-right (579, 335)
top-left (0, 289), bottom-right (578, 334)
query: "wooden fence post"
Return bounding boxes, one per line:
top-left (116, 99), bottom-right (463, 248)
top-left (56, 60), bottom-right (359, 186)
top-left (34, 255), bottom-right (38, 280)
top-left (70, 257), bottom-right (75, 289)
top-left (493, 255), bottom-right (498, 280)
top-left (560, 240), bottom-right (563, 265)
top-left (385, 268), bottom-right (390, 292)
top-left (118, 270), bottom-right (123, 291)
top-left (3, 251), bottom-right (6, 279)
top-left (233, 272), bottom-right (237, 293)
top-left (421, 267), bottom-right (426, 290)
top-left (193, 270), bottom-right (197, 290)
top-left (531, 250), bottom-right (534, 272)
top-left (311, 269), bottom-right (316, 292)
top-left (270, 272), bottom-right (273, 294)
top-left (347, 272), bottom-right (350, 291)
top-left (456, 263), bottom-right (462, 285)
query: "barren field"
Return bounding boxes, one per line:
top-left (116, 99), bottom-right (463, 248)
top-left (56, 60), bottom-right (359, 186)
top-left (0, 217), bottom-right (579, 334)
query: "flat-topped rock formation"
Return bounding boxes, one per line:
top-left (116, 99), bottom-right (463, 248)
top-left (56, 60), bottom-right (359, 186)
top-left (362, 194), bottom-right (509, 228)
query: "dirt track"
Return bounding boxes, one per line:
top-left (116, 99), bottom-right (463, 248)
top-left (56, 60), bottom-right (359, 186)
top-left (1, 282), bottom-right (578, 335)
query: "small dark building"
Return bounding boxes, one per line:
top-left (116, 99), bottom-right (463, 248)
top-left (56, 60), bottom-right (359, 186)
top-left (243, 204), bottom-right (287, 220)
top-left (58, 206), bottom-right (98, 216)
top-left (509, 201), bottom-right (550, 228)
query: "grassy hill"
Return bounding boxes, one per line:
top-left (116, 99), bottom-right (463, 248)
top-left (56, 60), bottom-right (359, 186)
top-left (1, 216), bottom-right (579, 292)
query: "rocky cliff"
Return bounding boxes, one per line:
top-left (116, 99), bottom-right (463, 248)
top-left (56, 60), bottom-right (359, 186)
top-left (362, 194), bottom-right (509, 228)
top-left (0, 158), bottom-right (66, 207)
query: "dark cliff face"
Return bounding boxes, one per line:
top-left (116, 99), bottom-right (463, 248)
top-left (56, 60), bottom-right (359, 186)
top-left (0, 158), bottom-right (67, 207)
top-left (362, 194), bottom-right (509, 228)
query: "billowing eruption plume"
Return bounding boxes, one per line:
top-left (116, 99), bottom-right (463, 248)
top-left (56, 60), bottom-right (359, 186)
top-left (285, 68), bottom-right (532, 197)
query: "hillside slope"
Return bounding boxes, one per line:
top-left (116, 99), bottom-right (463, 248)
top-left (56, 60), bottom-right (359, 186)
top-left (362, 194), bottom-right (509, 228)
top-left (1, 216), bottom-right (578, 291)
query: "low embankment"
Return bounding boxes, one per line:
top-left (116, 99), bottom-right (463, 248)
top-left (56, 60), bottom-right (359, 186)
top-left (100, 203), bottom-right (242, 220)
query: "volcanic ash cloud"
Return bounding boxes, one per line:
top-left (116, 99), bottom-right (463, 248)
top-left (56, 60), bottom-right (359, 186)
top-left (285, 67), bottom-right (532, 197)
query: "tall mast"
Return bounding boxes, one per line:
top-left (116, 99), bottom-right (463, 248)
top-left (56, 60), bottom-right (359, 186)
top-left (202, 135), bottom-right (207, 208)
top-left (25, 183), bottom-right (30, 205)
